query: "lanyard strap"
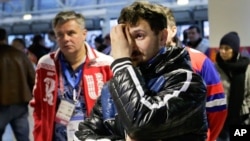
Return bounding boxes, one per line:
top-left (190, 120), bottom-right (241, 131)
top-left (61, 61), bottom-right (83, 89)
top-left (59, 59), bottom-right (83, 102)
top-left (59, 67), bottom-right (83, 102)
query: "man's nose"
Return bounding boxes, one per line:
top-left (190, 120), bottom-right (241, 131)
top-left (62, 34), bottom-right (70, 41)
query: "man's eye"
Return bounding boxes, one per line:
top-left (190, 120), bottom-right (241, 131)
top-left (135, 34), bottom-right (144, 39)
top-left (68, 32), bottom-right (73, 36)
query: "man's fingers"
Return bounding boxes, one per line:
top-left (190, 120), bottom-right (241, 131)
top-left (125, 26), bottom-right (133, 47)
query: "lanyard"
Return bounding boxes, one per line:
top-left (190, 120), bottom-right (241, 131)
top-left (59, 72), bottom-right (82, 103)
top-left (61, 61), bottom-right (83, 89)
top-left (59, 55), bottom-right (84, 103)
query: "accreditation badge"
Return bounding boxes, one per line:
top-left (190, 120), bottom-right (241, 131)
top-left (55, 99), bottom-right (75, 125)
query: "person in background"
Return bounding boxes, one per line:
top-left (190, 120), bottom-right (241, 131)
top-left (11, 38), bottom-right (27, 53)
top-left (29, 10), bottom-right (113, 141)
top-left (48, 30), bottom-right (59, 52)
top-left (102, 33), bottom-right (111, 55)
top-left (0, 28), bottom-right (7, 45)
top-left (11, 38), bottom-right (36, 68)
top-left (161, 6), bottom-right (227, 141)
top-left (187, 25), bottom-right (210, 56)
top-left (75, 1), bottom-right (207, 141)
top-left (94, 34), bottom-right (107, 52)
top-left (27, 34), bottom-right (50, 64)
top-left (215, 31), bottom-right (250, 141)
top-left (0, 28), bottom-right (35, 141)
top-left (182, 29), bottom-right (188, 46)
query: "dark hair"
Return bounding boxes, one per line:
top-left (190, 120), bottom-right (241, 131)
top-left (159, 6), bottom-right (176, 28)
top-left (0, 28), bottom-right (7, 41)
top-left (188, 25), bottom-right (201, 34)
top-left (32, 34), bottom-right (44, 44)
top-left (94, 35), bottom-right (104, 44)
top-left (12, 38), bottom-right (26, 48)
top-left (48, 30), bottom-right (55, 36)
top-left (118, 1), bottom-right (167, 34)
top-left (104, 33), bottom-right (110, 40)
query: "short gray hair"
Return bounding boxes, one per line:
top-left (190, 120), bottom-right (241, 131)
top-left (52, 11), bottom-right (86, 29)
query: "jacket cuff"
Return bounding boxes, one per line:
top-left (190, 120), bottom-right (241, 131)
top-left (111, 57), bottom-right (132, 75)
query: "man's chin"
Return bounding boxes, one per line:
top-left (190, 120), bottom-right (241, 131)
top-left (131, 55), bottom-right (144, 66)
top-left (131, 61), bottom-right (138, 67)
top-left (131, 59), bottom-right (141, 67)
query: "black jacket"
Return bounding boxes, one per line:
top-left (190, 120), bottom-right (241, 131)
top-left (76, 47), bottom-right (208, 141)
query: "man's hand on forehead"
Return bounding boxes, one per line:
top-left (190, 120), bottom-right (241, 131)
top-left (110, 24), bottom-right (133, 60)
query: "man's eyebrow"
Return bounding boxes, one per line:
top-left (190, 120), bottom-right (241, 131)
top-left (131, 29), bottom-right (145, 34)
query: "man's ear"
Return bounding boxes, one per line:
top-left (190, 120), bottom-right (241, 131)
top-left (171, 26), bottom-right (177, 38)
top-left (82, 28), bottom-right (87, 36)
top-left (160, 28), bottom-right (168, 46)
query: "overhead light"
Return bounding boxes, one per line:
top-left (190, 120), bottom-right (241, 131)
top-left (177, 0), bottom-right (189, 5)
top-left (23, 14), bottom-right (32, 20)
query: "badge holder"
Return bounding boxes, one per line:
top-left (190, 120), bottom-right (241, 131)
top-left (55, 99), bottom-right (75, 125)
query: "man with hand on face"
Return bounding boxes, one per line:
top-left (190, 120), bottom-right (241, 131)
top-left (76, 1), bottom-right (208, 141)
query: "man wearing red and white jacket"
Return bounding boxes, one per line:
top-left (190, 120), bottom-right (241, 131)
top-left (30, 43), bottom-right (113, 141)
top-left (30, 11), bottom-right (113, 141)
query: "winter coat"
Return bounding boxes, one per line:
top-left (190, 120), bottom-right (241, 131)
top-left (76, 47), bottom-right (208, 141)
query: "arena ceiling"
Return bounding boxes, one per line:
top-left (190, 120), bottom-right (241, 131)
top-left (0, 0), bottom-right (208, 34)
